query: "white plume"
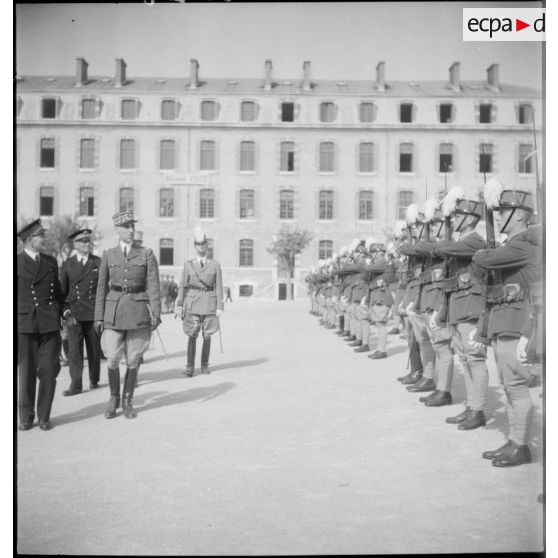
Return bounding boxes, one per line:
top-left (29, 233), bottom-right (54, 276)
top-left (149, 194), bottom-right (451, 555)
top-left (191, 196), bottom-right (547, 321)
top-left (340, 245), bottom-right (348, 256)
top-left (424, 197), bottom-right (439, 222)
top-left (332, 253), bottom-right (338, 261)
top-left (442, 186), bottom-right (466, 217)
top-left (394, 220), bottom-right (407, 237)
top-left (485, 178), bottom-right (504, 209)
top-left (317, 259), bottom-right (325, 268)
top-left (365, 236), bottom-right (377, 249)
top-left (193, 226), bottom-right (206, 243)
top-left (310, 265), bottom-right (316, 274)
top-left (325, 258), bottom-right (333, 266)
top-left (405, 203), bottom-right (420, 225)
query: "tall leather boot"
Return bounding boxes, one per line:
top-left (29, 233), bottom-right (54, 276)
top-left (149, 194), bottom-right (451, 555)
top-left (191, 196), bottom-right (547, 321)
top-left (184, 336), bottom-right (196, 377)
top-left (336, 315), bottom-right (345, 335)
top-left (201, 337), bottom-right (211, 375)
top-left (122, 367), bottom-right (138, 419)
top-left (104, 367), bottom-right (121, 419)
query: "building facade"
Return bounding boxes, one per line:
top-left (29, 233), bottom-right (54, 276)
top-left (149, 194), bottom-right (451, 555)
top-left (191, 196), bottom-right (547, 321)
top-left (16, 58), bottom-right (542, 298)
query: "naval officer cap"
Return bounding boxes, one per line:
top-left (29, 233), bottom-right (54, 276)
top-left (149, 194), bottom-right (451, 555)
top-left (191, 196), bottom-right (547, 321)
top-left (18, 218), bottom-right (46, 241)
top-left (68, 228), bottom-right (93, 242)
top-left (112, 210), bottom-right (138, 227)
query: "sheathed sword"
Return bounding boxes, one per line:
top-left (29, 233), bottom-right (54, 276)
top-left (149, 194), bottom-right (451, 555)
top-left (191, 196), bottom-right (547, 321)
top-left (217, 315), bottom-right (224, 353)
top-left (147, 304), bottom-right (170, 361)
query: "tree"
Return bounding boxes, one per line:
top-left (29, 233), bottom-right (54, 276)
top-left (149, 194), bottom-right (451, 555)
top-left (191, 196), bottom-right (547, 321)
top-left (267, 227), bottom-right (313, 300)
top-left (16, 214), bottom-right (102, 264)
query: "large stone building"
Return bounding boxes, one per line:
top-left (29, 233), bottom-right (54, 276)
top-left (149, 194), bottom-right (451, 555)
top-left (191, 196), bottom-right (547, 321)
top-left (16, 58), bottom-right (542, 298)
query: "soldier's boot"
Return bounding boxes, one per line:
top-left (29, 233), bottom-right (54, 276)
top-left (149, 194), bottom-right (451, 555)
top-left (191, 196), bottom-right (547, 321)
top-left (184, 336), bottom-right (196, 377)
top-left (492, 442), bottom-right (532, 467)
top-left (345, 335), bottom-right (357, 342)
top-left (397, 369), bottom-right (418, 383)
top-left (348, 340), bottom-right (362, 347)
top-left (336, 316), bottom-right (345, 335)
top-left (482, 440), bottom-right (515, 460)
top-left (419, 389), bottom-right (440, 403)
top-left (201, 337), bottom-right (211, 375)
top-left (400, 370), bottom-right (423, 385)
top-left (446, 406), bottom-right (471, 424)
top-left (354, 344), bottom-right (370, 353)
top-left (457, 410), bottom-right (486, 430)
top-left (104, 367), bottom-right (121, 419)
top-left (425, 391), bottom-right (453, 407)
top-left (122, 367), bottom-right (138, 419)
top-left (135, 355), bottom-right (144, 388)
top-left (406, 377), bottom-right (436, 393)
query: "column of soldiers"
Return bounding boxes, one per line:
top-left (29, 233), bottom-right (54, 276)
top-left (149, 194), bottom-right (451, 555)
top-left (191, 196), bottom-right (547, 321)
top-left (306, 179), bottom-right (542, 468)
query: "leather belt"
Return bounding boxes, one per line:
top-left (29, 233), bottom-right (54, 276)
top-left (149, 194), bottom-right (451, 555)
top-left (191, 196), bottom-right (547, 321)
top-left (188, 285), bottom-right (215, 292)
top-left (111, 284), bottom-right (145, 294)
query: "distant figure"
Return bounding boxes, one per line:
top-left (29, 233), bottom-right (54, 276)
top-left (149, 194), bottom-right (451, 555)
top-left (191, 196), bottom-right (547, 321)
top-left (161, 275), bottom-right (170, 314)
top-left (169, 277), bottom-right (179, 312)
top-left (224, 286), bottom-right (232, 303)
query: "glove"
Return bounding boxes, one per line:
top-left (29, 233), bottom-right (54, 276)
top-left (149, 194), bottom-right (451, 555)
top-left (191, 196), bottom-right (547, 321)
top-left (468, 328), bottom-right (483, 349)
top-left (360, 297), bottom-right (368, 306)
top-left (151, 315), bottom-right (161, 331)
top-left (216, 309), bottom-right (223, 318)
top-left (94, 321), bottom-right (104, 336)
top-left (406, 302), bottom-right (416, 316)
top-left (516, 335), bottom-right (529, 364)
top-left (63, 311), bottom-right (77, 327)
top-left (175, 306), bottom-right (184, 319)
top-left (429, 311), bottom-right (441, 331)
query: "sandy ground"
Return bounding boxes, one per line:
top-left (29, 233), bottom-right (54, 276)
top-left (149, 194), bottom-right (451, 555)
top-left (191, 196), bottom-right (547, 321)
top-left (17, 298), bottom-right (543, 555)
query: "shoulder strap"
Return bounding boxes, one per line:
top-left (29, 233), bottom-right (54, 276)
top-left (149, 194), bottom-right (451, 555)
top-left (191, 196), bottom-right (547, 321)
top-left (187, 260), bottom-right (213, 290)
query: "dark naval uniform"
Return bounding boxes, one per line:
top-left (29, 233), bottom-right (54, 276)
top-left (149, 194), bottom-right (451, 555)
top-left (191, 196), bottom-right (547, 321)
top-left (60, 252), bottom-right (102, 392)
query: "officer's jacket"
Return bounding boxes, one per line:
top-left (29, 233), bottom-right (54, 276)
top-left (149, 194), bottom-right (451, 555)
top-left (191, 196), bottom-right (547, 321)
top-left (432, 232), bottom-right (486, 324)
top-left (473, 229), bottom-right (540, 338)
top-left (17, 252), bottom-right (64, 334)
top-left (94, 243), bottom-right (161, 330)
top-left (176, 259), bottom-right (224, 315)
top-left (60, 254), bottom-right (101, 321)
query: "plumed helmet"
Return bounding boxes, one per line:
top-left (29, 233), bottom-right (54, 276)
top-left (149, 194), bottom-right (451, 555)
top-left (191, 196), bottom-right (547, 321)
top-left (193, 226), bottom-right (207, 244)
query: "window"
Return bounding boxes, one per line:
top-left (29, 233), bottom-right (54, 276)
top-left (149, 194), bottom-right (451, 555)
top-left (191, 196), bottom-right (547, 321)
top-left (121, 99), bottom-right (137, 120)
top-left (359, 142), bottom-right (374, 173)
top-left (359, 102), bottom-right (375, 123)
top-left (439, 143), bottom-right (453, 173)
top-left (120, 139), bottom-right (136, 169)
top-left (81, 99), bottom-right (96, 119)
top-left (206, 238), bottom-right (214, 260)
top-left (240, 141), bottom-right (256, 171)
top-left (241, 101), bottom-right (257, 122)
top-left (359, 191), bottom-right (374, 220)
top-left (239, 284), bottom-right (254, 297)
top-left (320, 102), bottom-right (336, 123)
top-left (201, 101), bottom-right (217, 121)
top-left (239, 189), bottom-right (255, 219)
top-left (518, 104), bottom-right (533, 124)
top-left (39, 186), bottom-right (54, 216)
top-left (40, 138), bottom-right (55, 168)
top-left (42, 98), bottom-right (57, 119)
top-left (439, 103), bottom-right (454, 123)
top-left (397, 190), bottom-right (414, 220)
top-left (479, 103), bottom-right (492, 124)
top-left (200, 189), bottom-right (215, 218)
top-left (319, 142), bottom-right (335, 172)
top-left (399, 143), bottom-right (414, 173)
top-left (319, 240), bottom-right (333, 260)
top-left (280, 141), bottom-right (295, 172)
top-left (400, 103), bottom-right (413, 123)
top-left (159, 188), bottom-right (174, 217)
top-left (319, 190), bottom-right (334, 220)
top-left (479, 143), bottom-right (493, 173)
top-left (160, 140), bottom-right (176, 170)
top-left (200, 141), bottom-right (216, 171)
top-left (281, 102), bottom-right (294, 122)
top-left (119, 187), bottom-right (134, 213)
top-left (518, 144), bottom-right (534, 174)
top-left (159, 239), bottom-right (174, 266)
top-left (161, 100), bottom-right (177, 121)
top-left (279, 190), bottom-right (294, 219)
top-left (79, 139), bottom-right (95, 169)
top-left (79, 186), bottom-right (95, 217)
top-left (239, 239), bottom-right (254, 266)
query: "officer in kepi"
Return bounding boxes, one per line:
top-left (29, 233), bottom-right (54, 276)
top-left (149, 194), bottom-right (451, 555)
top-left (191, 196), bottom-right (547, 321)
top-left (175, 227), bottom-right (224, 376)
top-left (94, 211), bottom-right (161, 419)
top-left (17, 219), bottom-right (65, 431)
top-left (59, 229), bottom-right (102, 395)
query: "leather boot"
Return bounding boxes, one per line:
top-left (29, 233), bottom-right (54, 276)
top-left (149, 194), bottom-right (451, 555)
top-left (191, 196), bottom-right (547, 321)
top-left (345, 335), bottom-right (357, 342)
top-left (425, 391), bottom-right (452, 407)
top-left (354, 344), bottom-right (370, 353)
top-left (104, 367), bottom-right (120, 419)
top-left (336, 316), bottom-right (345, 335)
top-left (348, 340), bottom-right (362, 347)
top-left (122, 367), bottom-right (138, 419)
top-left (419, 389), bottom-right (440, 403)
top-left (407, 377), bottom-right (436, 392)
top-left (492, 442), bottom-right (531, 467)
top-left (446, 406), bottom-right (471, 424)
top-left (368, 350), bottom-right (387, 359)
top-left (398, 369), bottom-right (418, 383)
top-left (184, 336), bottom-right (196, 376)
top-left (482, 440), bottom-right (514, 460)
top-left (457, 410), bottom-right (486, 430)
top-left (400, 370), bottom-right (423, 385)
top-left (201, 337), bottom-right (211, 375)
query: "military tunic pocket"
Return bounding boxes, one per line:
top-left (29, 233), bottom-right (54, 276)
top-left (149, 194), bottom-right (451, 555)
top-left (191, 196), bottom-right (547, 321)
top-left (104, 299), bottom-right (118, 325)
top-left (208, 295), bottom-right (217, 313)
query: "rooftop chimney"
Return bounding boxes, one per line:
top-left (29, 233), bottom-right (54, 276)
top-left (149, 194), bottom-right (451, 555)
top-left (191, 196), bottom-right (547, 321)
top-left (189, 58), bottom-right (199, 89)
top-left (75, 57), bottom-right (88, 87)
top-left (449, 61), bottom-right (460, 91)
top-left (376, 61), bottom-right (386, 91)
top-left (115, 58), bottom-right (127, 88)
top-left (487, 63), bottom-right (500, 91)
top-left (264, 59), bottom-right (273, 91)
top-left (303, 60), bottom-right (311, 91)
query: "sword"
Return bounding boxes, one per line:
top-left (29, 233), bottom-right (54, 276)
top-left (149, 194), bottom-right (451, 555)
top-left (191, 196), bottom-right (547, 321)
top-left (147, 304), bottom-right (170, 361)
top-left (217, 315), bottom-right (224, 353)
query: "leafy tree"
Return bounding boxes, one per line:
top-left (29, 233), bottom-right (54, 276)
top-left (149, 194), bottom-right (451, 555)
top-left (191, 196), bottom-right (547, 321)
top-left (267, 227), bottom-right (313, 300)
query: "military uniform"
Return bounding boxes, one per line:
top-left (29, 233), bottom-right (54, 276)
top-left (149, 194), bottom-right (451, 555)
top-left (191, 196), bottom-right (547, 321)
top-left (17, 219), bottom-right (64, 430)
top-left (59, 230), bottom-right (102, 394)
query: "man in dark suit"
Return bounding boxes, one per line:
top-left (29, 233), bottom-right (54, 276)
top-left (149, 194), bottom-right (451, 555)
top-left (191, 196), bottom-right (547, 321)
top-left (17, 219), bottom-right (65, 431)
top-left (59, 229), bottom-right (102, 395)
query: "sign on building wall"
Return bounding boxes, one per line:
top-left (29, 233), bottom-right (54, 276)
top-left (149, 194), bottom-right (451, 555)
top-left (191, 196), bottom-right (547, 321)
top-left (164, 173), bottom-right (210, 186)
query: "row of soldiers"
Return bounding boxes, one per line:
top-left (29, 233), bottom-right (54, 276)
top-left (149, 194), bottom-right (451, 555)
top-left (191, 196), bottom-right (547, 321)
top-left (306, 179), bottom-right (542, 468)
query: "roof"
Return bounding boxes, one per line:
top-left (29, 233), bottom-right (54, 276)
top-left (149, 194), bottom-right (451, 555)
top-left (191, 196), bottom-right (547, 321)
top-left (16, 75), bottom-right (541, 98)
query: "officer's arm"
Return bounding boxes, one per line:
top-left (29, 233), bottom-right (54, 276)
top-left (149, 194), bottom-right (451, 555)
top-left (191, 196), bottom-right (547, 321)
top-left (412, 240), bottom-right (436, 256)
top-left (215, 262), bottom-right (224, 311)
top-left (175, 264), bottom-right (187, 308)
top-left (399, 243), bottom-right (418, 256)
top-left (94, 251), bottom-right (109, 322)
top-left (146, 248), bottom-right (161, 319)
top-left (59, 261), bottom-right (71, 317)
top-left (433, 236), bottom-right (486, 258)
top-left (473, 242), bottom-right (531, 270)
